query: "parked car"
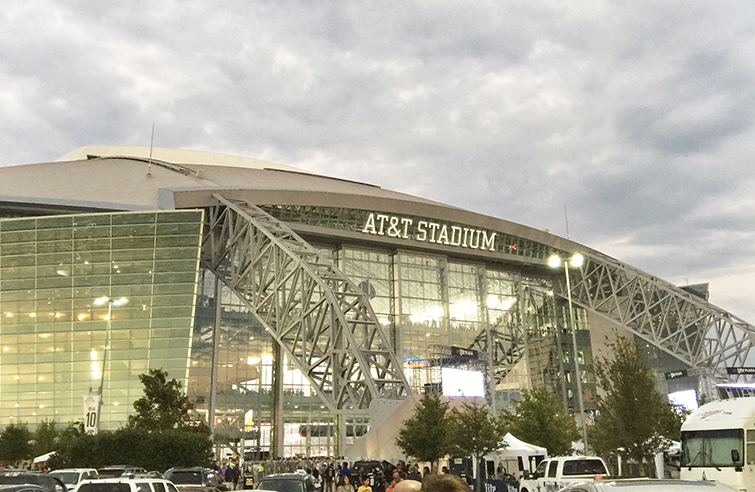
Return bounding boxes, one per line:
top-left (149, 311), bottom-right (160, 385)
top-left (0, 484), bottom-right (49, 492)
top-left (519, 455), bottom-right (610, 492)
top-left (254, 474), bottom-right (315, 492)
top-left (48, 469), bottom-right (98, 491)
top-left (96, 468), bottom-right (147, 480)
top-left (76, 478), bottom-right (180, 492)
top-left (163, 468), bottom-right (222, 492)
top-left (0, 473), bottom-right (67, 492)
top-left (127, 473), bottom-right (163, 480)
top-left (560, 479), bottom-right (738, 492)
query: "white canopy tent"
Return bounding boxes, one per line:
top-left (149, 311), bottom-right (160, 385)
top-left (485, 433), bottom-right (548, 476)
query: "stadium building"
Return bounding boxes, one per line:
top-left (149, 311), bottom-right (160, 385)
top-left (1, 145), bottom-right (753, 458)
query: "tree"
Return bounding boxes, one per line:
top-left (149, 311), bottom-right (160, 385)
top-left (51, 369), bottom-right (212, 470)
top-left (395, 392), bottom-right (451, 470)
top-left (33, 419), bottom-right (59, 457)
top-left (50, 426), bottom-right (213, 470)
top-left (448, 401), bottom-right (506, 492)
top-left (127, 368), bottom-right (195, 431)
top-left (589, 335), bottom-right (683, 474)
top-left (501, 386), bottom-right (580, 456)
top-left (0, 423), bottom-right (33, 463)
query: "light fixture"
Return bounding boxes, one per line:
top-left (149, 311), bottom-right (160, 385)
top-left (549, 252), bottom-right (589, 452)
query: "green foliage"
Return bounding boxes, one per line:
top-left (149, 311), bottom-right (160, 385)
top-left (448, 401), bottom-right (507, 491)
top-left (33, 420), bottom-right (59, 457)
top-left (48, 423), bottom-right (98, 470)
top-left (589, 336), bottom-right (683, 469)
top-left (0, 423), bottom-right (33, 462)
top-left (395, 392), bottom-right (451, 467)
top-left (501, 386), bottom-right (580, 456)
top-left (50, 425), bottom-right (213, 470)
top-left (49, 368), bottom-right (213, 471)
top-left (127, 368), bottom-right (195, 431)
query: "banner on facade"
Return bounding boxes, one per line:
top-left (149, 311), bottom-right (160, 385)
top-left (83, 393), bottom-right (101, 435)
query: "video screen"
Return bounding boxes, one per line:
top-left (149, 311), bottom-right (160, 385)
top-left (441, 367), bottom-right (485, 397)
top-left (667, 389), bottom-right (698, 412)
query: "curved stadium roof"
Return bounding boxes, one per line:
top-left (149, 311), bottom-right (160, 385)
top-left (2, 146), bottom-right (755, 384)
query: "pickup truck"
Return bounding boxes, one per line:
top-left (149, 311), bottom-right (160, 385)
top-left (519, 456), bottom-right (610, 492)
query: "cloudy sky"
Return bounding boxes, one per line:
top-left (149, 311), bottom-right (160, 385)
top-left (3, 1), bottom-right (755, 321)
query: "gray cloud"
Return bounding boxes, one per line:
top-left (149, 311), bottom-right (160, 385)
top-left (4, 0), bottom-right (755, 321)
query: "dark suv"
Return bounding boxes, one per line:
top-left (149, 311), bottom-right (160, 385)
top-left (254, 474), bottom-right (314, 492)
top-left (350, 460), bottom-right (393, 491)
top-left (0, 474), bottom-right (67, 492)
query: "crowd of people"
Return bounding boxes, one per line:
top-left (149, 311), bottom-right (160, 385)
top-left (215, 458), bottom-right (473, 492)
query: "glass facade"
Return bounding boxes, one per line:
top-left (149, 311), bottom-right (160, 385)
top-left (0, 204), bottom-right (594, 458)
top-left (0, 210), bottom-right (203, 429)
top-left (191, 238), bottom-right (596, 457)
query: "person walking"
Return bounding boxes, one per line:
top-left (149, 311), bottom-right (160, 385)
top-left (232, 462), bottom-right (241, 490)
top-left (224, 463), bottom-right (234, 489)
top-left (245, 462), bottom-right (255, 489)
top-left (337, 475), bottom-right (355, 492)
top-left (324, 463), bottom-right (335, 492)
top-left (312, 469), bottom-right (323, 492)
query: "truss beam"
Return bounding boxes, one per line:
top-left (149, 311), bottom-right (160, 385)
top-left (566, 252), bottom-right (755, 377)
top-left (201, 195), bottom-right (409, 412)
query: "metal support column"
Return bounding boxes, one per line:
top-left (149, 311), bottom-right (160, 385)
top-left (518, 278), bottom-right (533, 389)
top-left (271, 341), bottom-right (285, 457)
top-left (209, 275), bottom-right (222, 442)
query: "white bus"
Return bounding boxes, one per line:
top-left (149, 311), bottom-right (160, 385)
top-left (680, 398), bottom-right (755, 491)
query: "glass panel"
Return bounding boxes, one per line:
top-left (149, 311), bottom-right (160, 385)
top-left (0, 210), bottom-right (202, 430)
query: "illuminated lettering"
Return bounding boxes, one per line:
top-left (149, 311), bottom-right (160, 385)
top-left (481, 231), bottom-right (496, 251)
top-left (387, 216), bottom-right (402, 237)
top-left (417, 221), bottom-right (428, 241)
top-left (362, 213), bottom-right (377, 234)
top-left (360, 213), bottom-right (501, 254)
top-left (438, 225), bottom-right (450, 245)
top-left (469, 230), bottom-right (481, 249)
top-left (401, 218), bottom-right (413, 238)
top-left (450, 226), bottom-right (462, 246)
top-left (376, 214), bottom-right (389, 235)
top-left (428, 222), bottom-right (440, 243)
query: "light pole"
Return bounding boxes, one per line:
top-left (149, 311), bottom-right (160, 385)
top-left (548, 253), bottom-right (589, 452)
top-left (92, 296), bottom-right (127, 432)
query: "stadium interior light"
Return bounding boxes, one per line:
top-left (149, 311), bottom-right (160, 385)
top-left (94, 296), bottom-right (128, 307)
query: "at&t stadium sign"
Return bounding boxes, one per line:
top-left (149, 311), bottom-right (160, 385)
top-left (361, 212), bottom-right (497, 252)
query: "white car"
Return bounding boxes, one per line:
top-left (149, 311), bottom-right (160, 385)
top-left (75, 478), bottom-right (181, 492)
top-left (560, 479), bottom-right (738, 492)
top-left (49, 469), bottom-right (99, 492)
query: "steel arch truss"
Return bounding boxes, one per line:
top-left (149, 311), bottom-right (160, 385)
top-left (202, 195), bottom-right (409, 412)
top-left (469, 325), bottom-right (525, 384)
top-left (565, 252), bottom-right (755, 376)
